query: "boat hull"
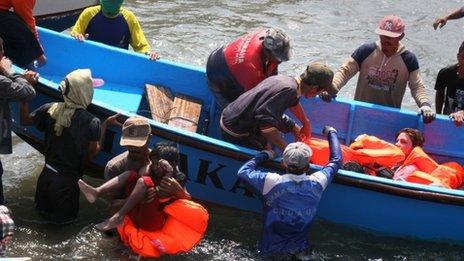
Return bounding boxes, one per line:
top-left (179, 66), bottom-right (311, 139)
top-left (10, 27), bottom-right (464, 244)
top-left (34, 0), bottom-right (98, 31)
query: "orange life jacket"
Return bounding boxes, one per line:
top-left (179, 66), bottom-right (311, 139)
top-left (348, 135), bottom-right (405, 169)
top-left (303, 135), bottom-right (404, 169)
top-left (117, 199), bottom-right (209, 258)
top-left (402, 147), bottom-right (464, 189)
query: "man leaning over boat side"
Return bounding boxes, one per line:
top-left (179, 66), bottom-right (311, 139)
top-left (0, 36), bottom-right (38, 205)
top-left (0, 0), bottom-right (47, 68)
top-left (236, 126), bottom-right (342, 258)
top-left (70, 0), bottom-right (159, 60)
top-left (220, 62), bottom-right (337, 153)
top-left (19, 69), bottom-right (115, 224)
top-left (206, 27), bottom-right (292, 110)
top-left (320, 15), bottom-right (436, 123)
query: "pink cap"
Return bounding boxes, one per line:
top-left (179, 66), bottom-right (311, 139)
top-left (375, 15), bottom-right (405, 38)
top-left (92, 78), bottom-right (105, 88)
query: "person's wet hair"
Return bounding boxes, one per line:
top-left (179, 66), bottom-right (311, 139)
top-left (459, 41), bottom-right (464, 54)
top-left (395, 128), bottom-right (424, 147)
top-left (0, 37), bottom-right (3, 53)
top-left (149, 141), bottom-right (180, 166)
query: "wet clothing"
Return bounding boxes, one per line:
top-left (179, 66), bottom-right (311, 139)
top-left (31, 103), bottom-right (100, 223)
top-left (237, 130), bottom-right (342, 256)
top-left (71, 6), bottom-right (151, 54)
top-left (125, 171), bottom-right (165, 231)
top-left (220, 75), bottom-right (298, 149)
top-left (333, 41), bottom-right (430, 108)
top-left (34, 166), bottom-right (80, 224)
top-left (434, 64), bottom-right (464, 114)
top-left (0, 0), bottom-right (43, 67)
top-left (123, 170), bottom-right (188, 231)
top-left (206, 28), bottom-right (278, 108)
top-left (0, 72), bottom-right (35, 205)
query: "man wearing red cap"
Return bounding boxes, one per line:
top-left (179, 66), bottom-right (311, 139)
top-left (320, 15), bottom-right (435, 123)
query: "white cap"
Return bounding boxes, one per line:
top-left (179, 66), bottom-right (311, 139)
top-left (282, 142), bottom-right (312, 170)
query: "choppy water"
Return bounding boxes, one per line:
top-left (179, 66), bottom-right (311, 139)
top-left (2, 0), bottom-right (464, 259)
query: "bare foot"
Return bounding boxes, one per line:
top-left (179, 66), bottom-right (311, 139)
top-left (95, 215), bottom-right (124, 231)
top-left (78, 179), bottom-right (98, 203)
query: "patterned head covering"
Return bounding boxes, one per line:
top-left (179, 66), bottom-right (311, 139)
top-left (47, 69), bottom-right (94, 136)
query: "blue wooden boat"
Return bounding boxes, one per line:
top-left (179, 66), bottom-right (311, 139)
top-left (10, 27), bottom-right (464, 244)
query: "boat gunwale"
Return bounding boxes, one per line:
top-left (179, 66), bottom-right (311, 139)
top-left (14, 75), bottom-right (464, 207)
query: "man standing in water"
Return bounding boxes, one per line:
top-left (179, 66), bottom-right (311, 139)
top-left (320, 15), bottom-right (435, 123)
top-left (20, 69), bottom-right (114, 224)
top-left (237, 126), bottom-right (342, 258)
top-left (0, 36), bottom-right (38, 205)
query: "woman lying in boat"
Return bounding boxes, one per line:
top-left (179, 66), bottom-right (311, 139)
top-left (305, 128), bottom-right (464, 189)
top-left (78, 141), bottom-right (208, 258)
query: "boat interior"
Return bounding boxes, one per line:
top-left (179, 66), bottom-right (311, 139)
top-left (27, 28), bottom-right (464, 192)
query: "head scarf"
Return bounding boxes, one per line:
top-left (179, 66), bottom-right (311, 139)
top-left (100, 0), bottom-right (124, 17)
top-left (47, 69), bottom-right (94, 136)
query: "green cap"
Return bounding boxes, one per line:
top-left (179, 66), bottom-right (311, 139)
top-left (301, 62), bottom-right (337, 95)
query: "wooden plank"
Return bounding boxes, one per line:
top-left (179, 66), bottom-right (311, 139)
top-left (145, 84), bottom-right (173, 123)
top-left (168, 95), bottom-right (202, 132)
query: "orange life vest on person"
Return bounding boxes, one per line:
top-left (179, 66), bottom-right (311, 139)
top-left (117, 199), bottom-right (209, 258)
top-left (402, 147), bottom-right (464, 189)
top-left (303, 135), bottom-right (404, 169)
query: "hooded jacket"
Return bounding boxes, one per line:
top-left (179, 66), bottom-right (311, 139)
top-left (333, 41), bottom-right (429, 108)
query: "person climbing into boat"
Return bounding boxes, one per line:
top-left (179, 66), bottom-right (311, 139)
top-left (0, 0), bottom-right (47, 68)
top-left (19, 69), bottom-right (117, 224)
top-left (237, 126), bottom-right (342, 258)
top-left (435, 41), bottom-right (464, 115)
top-left (319, 15), bottom-right (436, 123)
top-left (220, 61), bottom-right (337, 152)
top-left (0, 36), bottom-right (38, 205)
top-left (79, 141), bottom-right (207, 258)
top-left (450, 110), bottom-right (464, 127)
top-left (71, 0), bottom-right (159, 60)
top-left (433, 6), bottom-right (464, 29)
top-left (206, 27), bottom-right (292, 110)
top-left (343, 128), bottom-right (464, 189)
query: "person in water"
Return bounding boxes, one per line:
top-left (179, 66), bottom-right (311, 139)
top-left (433, 6), bottom-right (464, 29)
top-left (220, 62), bottom-right (337, 152)
top-left (71, 0), bottom-right (158, 60)
top-left (320, 15), bottom-right (435, 123)
top-left (19, 69), bottom-right (116, 224)
top-left (206, 27), bottom-right (292, 110)
top-left (78, 141), bottom-right (190, 231)
top-left (434, 41), bottom-right (464, 115)
top-left (0, 0), bottom-right (47, 67)
top-left (0, 36), bottom-right (38, 205)
top-left (237, 126), bottom-right (342, 258)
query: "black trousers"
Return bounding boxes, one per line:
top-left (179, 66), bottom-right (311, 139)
top-left (35, 166), bottom-right (79, 225)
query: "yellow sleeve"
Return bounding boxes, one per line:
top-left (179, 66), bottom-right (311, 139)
top-left (121, 8), bottom-right (151, 54)
top-left (70, 6), bottom-right (101, 36)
